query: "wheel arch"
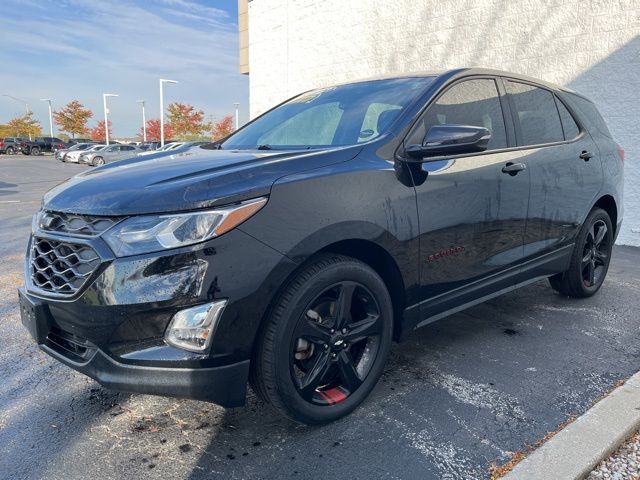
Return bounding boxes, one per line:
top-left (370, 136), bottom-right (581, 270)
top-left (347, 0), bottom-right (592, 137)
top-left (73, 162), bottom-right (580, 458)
top-left (593, 194), bottom-right (618, 236)
top-left (250, 238), bottom-right (407, 366)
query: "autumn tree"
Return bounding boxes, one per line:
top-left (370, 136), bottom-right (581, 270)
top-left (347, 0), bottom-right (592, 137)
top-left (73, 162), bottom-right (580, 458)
top-left (53, 100), bottom-right (93, 138)
top-left (141, 119), bottom-right (174, 141)
top-left (89, 120), bottom-right (112, 142)
top-left (166, 102), bottom-right (210, 139)
top-left (7, 112), bottom-right (41, 139)
top-left (211, 115), bottom-right (234, 141)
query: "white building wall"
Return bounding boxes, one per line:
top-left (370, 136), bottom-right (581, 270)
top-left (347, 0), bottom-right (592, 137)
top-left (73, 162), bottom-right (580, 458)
top-left (247, 0), bottom-right (640, 245)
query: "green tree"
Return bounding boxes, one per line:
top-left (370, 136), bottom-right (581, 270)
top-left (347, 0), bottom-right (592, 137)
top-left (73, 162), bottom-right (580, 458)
top-left (7, 112), bottom-right (41, 139)
top-left (166, 102), bottom-right (211, 139)
top-left (53, 100), bottom-right (93, 138)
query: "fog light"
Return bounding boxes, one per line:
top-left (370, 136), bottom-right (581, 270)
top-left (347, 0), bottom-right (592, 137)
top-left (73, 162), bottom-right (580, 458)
top-left (165, 300), bottom-right (227, 352)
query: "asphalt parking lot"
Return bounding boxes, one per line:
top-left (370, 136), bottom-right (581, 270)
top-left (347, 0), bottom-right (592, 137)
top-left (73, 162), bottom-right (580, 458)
top-left (1, 154), bottom-right (640, 480)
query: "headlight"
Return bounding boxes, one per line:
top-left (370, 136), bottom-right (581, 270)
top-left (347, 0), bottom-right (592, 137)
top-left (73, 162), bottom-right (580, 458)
top-left (103, 197), bottom-right (267, 256)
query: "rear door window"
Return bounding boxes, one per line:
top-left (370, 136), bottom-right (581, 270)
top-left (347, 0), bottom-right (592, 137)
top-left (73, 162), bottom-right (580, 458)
top-left (505, 81), bottom-right (564, 146)
top-left (554, 97), bottom-right (580, 140)
top-left (408, 78), bottom-right (508, 151)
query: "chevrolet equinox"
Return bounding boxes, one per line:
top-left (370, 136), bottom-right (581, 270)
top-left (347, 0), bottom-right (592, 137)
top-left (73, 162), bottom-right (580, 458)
top-left (19, 69), bottom-right (624, 424)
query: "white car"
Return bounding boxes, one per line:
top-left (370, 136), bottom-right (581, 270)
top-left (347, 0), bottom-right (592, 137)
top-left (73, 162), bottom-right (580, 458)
top-left (137, 142), bottom-right (185, 156)
top-left (66, 144), bottom-right (106, 163)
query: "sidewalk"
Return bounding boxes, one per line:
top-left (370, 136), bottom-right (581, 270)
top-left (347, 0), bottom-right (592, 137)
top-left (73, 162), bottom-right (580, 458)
top-left (502, 371), bottom-right (640, 480)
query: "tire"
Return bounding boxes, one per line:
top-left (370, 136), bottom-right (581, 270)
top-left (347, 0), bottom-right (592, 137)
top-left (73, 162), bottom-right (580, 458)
top-left (252, 253), bottom-right (393, 424)
top-left (549, 208), bottom-right (613, 298)
top-left (6, 147), bottom-right (14, 155)
top-left (92, 156), bottom-right (104, 166)
top-left (31, 147), bottom-right (40, 156)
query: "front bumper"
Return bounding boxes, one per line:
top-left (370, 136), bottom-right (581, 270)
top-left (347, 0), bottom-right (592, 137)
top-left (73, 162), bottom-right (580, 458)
top-left (20, 227), bottom-right (297, 406)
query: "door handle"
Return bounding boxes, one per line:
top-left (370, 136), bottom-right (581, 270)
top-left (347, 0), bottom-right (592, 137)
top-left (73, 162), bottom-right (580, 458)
top-left (501, 162), bottom-right (526, 176)
top-left (579, 151), bottom-right (593, 161)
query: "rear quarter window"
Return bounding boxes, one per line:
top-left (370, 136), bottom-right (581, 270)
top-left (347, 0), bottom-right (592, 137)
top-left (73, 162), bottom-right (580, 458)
top-left (564, 93), bottom-right (613, 139)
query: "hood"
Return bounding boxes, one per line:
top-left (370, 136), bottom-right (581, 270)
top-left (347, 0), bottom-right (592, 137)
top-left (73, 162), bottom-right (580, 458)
top-left (43, 145), bottom-right (362, 215)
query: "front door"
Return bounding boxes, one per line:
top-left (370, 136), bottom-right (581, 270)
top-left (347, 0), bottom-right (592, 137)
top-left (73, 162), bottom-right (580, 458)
top-left (403, 77), bottom-right (530, 326)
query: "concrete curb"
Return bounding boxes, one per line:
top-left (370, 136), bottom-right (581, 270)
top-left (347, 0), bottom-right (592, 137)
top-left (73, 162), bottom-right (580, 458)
top-left (503, 370), bottom-right (640, 480)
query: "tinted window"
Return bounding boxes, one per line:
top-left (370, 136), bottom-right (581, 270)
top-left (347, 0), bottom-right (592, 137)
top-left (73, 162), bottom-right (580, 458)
top-left (555, 97), bottom-right (580, 140)
top-left (409, 78), bottom-right (507, 151)
top-left (506, 81), bottom-right (563, 146)
top-left (223, 77), bottom-right (432, 149)
top-left (566, 93), bottom-right (612, 138)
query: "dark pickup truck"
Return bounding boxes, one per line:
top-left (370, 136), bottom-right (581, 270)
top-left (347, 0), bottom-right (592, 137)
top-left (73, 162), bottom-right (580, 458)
top-left (20, 137), bottom-right (66, 155)
top-left (0, 137), bottom-right (28, 154)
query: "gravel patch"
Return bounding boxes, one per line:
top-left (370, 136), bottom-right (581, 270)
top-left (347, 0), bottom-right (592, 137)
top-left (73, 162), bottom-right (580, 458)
top-left (587, 431), bottom-right (640, 480)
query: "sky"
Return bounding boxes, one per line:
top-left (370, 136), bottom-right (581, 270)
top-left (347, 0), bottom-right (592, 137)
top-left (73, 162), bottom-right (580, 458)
top-left (0, 0), bottom-right (248, 137)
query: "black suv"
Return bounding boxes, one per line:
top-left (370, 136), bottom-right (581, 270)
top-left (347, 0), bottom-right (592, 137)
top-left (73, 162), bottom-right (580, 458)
top-left (0, 137), bottom-right (28, 154)
top-left (19, 69), bottom-right (624, 424)
top-left (20, 136), bottom-right (66, 155)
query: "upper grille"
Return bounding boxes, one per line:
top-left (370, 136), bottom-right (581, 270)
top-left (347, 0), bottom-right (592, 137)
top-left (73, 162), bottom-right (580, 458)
top-left (30, 237), bottom-right (101, 296)
top-left (37, 211), bottom-right (121, 237)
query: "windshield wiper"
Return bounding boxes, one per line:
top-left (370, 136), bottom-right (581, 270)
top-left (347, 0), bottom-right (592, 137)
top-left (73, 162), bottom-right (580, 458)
top-left (256, 144), bottom-right (272, 150)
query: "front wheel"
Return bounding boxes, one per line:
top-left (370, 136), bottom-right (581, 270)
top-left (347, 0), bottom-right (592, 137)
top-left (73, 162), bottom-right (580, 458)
top-left (31, 147), bottom-right (41, 156)
top-left (549, 208), bottom-right (613, 297)
top-left (92, 156), bottom-right (104, 166)
top-left (252, 254), bottom-right (393, 424)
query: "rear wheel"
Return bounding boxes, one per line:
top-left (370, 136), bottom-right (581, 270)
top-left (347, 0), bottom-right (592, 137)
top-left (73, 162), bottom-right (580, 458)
top-left (252, 254), bottom-right (393, 424)
top-left (31, 147), bottom-right (40, 156)
top-left (6, 147), bottom-right (14, 155)
top-left (549, 208), bottom-right (613, 297)
top-left (92, 156), bottom-right (104, 166)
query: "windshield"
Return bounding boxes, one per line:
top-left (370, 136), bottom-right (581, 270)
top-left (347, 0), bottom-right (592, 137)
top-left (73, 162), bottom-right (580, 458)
top-left (222, 77), bottom-right (432, 150)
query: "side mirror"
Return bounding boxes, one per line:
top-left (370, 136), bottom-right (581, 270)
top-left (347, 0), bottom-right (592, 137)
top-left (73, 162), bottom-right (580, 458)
top-left (406, 124), bottom-right (491, 160)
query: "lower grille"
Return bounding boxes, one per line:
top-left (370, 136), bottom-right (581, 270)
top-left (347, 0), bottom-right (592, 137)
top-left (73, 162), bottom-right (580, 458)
top-left (30, 237), bottom-right (101, 296)
top-left (46, 328), bottom-right (95, 362)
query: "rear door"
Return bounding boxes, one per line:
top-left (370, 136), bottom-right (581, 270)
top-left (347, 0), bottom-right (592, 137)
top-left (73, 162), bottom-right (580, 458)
top-left (502, 79), bottom-right (602, 269)
top-left (405, 77), bottom-right (530, 324)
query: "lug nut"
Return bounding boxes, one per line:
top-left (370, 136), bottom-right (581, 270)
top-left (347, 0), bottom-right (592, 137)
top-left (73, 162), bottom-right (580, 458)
top-left (330, 329), bottom-right (335, 334)
top-left (323, 344), bottom-right (328, 349)
top-left (331, 353), bottom-right (337, 359)
top-left (341, 328), bottom-right (347, 334)
top-left (343, 343), bottom-right (348, 348)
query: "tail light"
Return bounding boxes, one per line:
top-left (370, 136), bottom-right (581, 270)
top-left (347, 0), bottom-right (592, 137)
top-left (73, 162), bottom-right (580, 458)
top-left (616, 144), bottom-right (625, 164)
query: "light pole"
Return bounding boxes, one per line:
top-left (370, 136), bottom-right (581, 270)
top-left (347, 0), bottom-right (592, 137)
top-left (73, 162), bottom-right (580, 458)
top-left (2, 94), bottom-right (32, 139)
top-left (40, 99), bottom-right (54, 139)
top-left (136, 100), bottom-right (147, 142)
top-left (159, 79), bottom-right (178, 147)
top-left (233, 102), bottom-right (240, 130)
top-left (2, 94), bottom-right (30, 114)
top-left (102, 93), bottom-right (118, 145)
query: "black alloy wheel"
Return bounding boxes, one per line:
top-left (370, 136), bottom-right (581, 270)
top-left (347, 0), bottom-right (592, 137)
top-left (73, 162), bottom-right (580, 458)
top-left (581, 219), bottom-right (610, 288)
top-left (252, 254), bottom-right (393, 424)
top-left (549, 208), bottom-right (613, 297)
top-left (6, 147), bottom-right (14, 155)
top-left (291, 281), bottom-right (383, 406)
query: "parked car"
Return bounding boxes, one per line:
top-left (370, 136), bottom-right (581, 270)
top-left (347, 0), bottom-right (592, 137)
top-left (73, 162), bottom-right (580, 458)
top-left (55, 143), bottom-right (96, 162)
top-left (66, 138), bottom-right (93, 147)
top-left (20, 137), bottom-right (66, 155)
top-left (0, 137), bottom-right (28, 154)
top-left (79, 144), bottom-right (141, 166)
top-left (66, 144), bottom-right (106, 163)
top-left (19, 68), bottom-right (623, 425)
top-left (138, 141), bottom-right (163, 151)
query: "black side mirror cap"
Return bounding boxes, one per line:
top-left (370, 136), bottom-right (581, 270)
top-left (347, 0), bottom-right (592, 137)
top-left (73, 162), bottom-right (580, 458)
top-left (406, 124), bottom-right (491, 160)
